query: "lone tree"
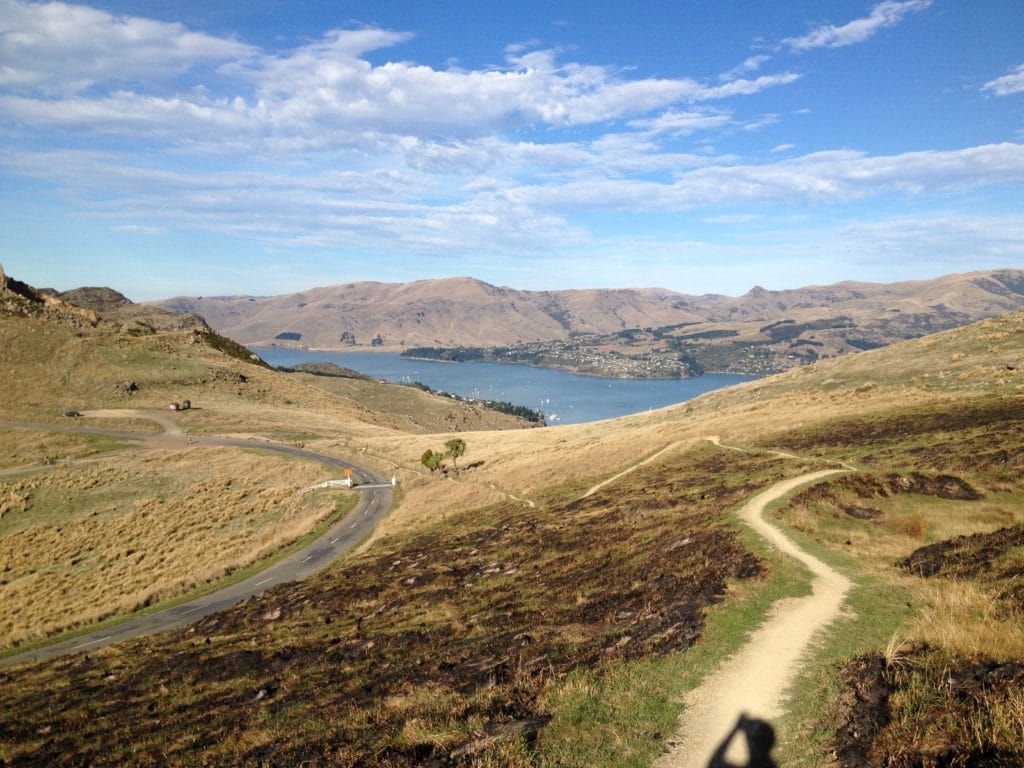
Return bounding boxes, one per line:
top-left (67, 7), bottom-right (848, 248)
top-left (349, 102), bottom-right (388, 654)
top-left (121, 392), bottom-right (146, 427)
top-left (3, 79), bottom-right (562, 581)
top-left (421, 449), bottom-right (443, 473)
top-left (444, 438), bottom-right (466, 471)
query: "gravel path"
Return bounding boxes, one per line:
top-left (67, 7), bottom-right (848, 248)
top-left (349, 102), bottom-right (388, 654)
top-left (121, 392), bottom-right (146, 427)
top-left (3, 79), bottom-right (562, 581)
top-left (656, 466), bottom-right (852, 768)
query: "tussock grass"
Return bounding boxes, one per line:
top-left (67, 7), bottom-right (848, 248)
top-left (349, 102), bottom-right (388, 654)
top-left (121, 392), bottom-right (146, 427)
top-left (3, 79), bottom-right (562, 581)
top-left (0, 430), bottom-right (130, 472)
top-left (764, 391), bottom-right (1024, 765)
top-left (911, 579), bottom-right (1024, 660)
top-left (0, 448), bottom-right (342, 648)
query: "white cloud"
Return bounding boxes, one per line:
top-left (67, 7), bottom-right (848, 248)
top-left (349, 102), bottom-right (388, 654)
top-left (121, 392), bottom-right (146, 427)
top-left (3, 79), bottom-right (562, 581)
top-left (1, 0), bottom-right (1017, 288)
top-left (742, 114), bottom-right (779, 132)
top-left (0, 0), bottom-right (255, 94)
top-left (1, 1), bottom-right (802, 150)
top-left (983, 64), bottom-right (1024, 96)
top-left (703, 214), bottom-right (762, 224)
top-left (787, 214), bottom-right (1024, 274)
top-left (113, 224), bottom-right (165, 235)
top-left (0, 91), bottom-right (251, 137)
top-left (698, 73), bottom-right (801, 99)
top-left (627, 108), bottom-right (731, 136)
top-left (783, 0), bottom-right (932, 52)
top-left (511, 143), bottom-right (1024, 211)
top-left (578, 212), bottom-right (1024, 294)
top-left (7, 141), bottom-right (1024, 253)
top-left (719, 55), bottom-right (772, 82)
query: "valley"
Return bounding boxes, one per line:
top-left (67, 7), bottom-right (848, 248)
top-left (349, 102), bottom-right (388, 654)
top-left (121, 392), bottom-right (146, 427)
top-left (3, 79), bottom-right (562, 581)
top-left (1, 268), bottom-right (1023, 767)
top-left (157, 270), bottom-right (1024, 379)
top-left (4, 3), bottom-right (1023, 766)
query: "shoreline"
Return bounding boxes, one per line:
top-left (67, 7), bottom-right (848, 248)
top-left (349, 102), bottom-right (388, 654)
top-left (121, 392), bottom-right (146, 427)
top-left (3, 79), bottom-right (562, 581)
top-left (257, 345), bottom-right (762, 382)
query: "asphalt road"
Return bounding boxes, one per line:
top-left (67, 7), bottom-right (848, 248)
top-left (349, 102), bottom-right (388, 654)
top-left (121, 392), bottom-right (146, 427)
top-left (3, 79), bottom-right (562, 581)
top-left (0, 420), bottom-right (393, 667)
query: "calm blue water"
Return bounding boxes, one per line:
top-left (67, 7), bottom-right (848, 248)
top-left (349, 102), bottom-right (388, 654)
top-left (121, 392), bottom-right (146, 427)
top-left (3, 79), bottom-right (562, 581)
top-left (253, 347), bottom-right (754, 426)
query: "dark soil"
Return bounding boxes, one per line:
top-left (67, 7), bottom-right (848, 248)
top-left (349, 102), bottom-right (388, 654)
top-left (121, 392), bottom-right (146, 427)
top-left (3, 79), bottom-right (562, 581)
top-left (287, 362), bottom-right (372, 380)
top-left (765, 396), bottom-right (1024, 462)
top-left (831, 654), bottom-right (891, 767)
top-left (789, 470), bottom-right (981, 523)
top-left (0, 448), bottom-right (788, 767)
top-left (58, 286), bottom-right (133, 312)
top-left (885, 472), bottom-right (981, 500)
top-left (898, 525), bottom-right (1024, 583)
top-left (832, 647), bottom-right (1024, 768)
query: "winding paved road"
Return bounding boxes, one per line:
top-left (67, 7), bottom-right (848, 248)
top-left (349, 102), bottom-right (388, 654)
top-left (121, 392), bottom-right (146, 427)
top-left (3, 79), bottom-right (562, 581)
top-left (0, 417), bottom-right (393, 667)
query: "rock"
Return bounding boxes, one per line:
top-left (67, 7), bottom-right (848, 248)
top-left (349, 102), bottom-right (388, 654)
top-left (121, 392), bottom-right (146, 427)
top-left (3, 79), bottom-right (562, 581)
top-left (262, 607), bottom-right (281, 621)
top-left (253, 680), bottom-right (279, 701)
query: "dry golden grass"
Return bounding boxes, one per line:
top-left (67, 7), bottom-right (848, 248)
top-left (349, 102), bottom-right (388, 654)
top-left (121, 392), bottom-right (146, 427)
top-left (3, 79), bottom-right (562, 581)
top-left (0, 314), bottom-right (525, 444)
top-left (363, 471), bottom-right (510, 545)
top-left (0, 430), bottom-right (124, 470)
top-left (291, 370), bottom-right (533, 434)
top-left (909, 580), bottom-right (1024, 661)
top-left (0, 447), bottom-right (343, 648)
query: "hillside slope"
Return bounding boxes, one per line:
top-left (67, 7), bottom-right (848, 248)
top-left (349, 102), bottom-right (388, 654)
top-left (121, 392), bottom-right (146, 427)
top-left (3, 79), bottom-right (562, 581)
top-left (0, 266), bottom-right (535, 436)
top-left (2, 266), bottom-right (1022, 767)
top-left (0, 268), bottom-right (535, 651)
top-left (153, 271), bottom-right (1024, 362)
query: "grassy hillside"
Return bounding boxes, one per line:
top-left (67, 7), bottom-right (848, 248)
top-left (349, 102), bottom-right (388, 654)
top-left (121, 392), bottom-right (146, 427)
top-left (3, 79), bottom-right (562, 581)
top-left (1, 272), bottom-right (1022, 766)
top-left (0, 448), bottom-right (343, 649)
top-left (0, 276), bottom-right (535, 650)
top-left (0, 287), bottom-right (534, 438)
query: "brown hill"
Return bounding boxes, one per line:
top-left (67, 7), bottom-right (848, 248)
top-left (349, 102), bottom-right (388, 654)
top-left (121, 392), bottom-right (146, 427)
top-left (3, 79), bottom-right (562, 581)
top-left (153, 270), bottom-right (1024, 355)
top-left (154, 276), bottom-right (707, 349)
top-left (0, 266), bottom-right (535, 435)
top-left (58, 285), bottom-right (208, 333)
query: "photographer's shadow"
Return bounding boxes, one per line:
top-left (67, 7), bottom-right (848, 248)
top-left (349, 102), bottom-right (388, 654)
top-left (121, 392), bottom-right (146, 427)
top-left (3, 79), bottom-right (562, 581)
top-left (708, 714), bottom-right (777, 768)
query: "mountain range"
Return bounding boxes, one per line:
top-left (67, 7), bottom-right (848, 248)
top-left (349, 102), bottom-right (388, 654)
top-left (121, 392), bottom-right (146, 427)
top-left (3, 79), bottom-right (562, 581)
top-left (154, 269), bottom-right (1024, 377)
top-left (156, 270), bottom-right (1024, 352)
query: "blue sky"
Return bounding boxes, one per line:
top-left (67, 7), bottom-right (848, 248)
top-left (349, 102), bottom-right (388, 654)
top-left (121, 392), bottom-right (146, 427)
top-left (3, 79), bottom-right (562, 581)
top-left (1, 0), bottom-right (1022, 300)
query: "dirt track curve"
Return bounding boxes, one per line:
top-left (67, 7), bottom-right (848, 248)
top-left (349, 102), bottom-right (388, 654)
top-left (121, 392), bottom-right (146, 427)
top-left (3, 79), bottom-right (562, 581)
top-left (656, 462), bottom-right (853, 768)
top-left (0, 412), bottom-right (392, 667)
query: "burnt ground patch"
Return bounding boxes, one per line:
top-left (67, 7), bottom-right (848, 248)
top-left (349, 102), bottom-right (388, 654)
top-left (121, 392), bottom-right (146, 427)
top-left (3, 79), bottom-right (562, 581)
top-left (789, 470), bottom-right (982, 523)
top-left (898, 525), bottom-right (1024, 594)
top-left (764, 395), bottom-right (1024, 462)
top-left (0, 448), bottom-right (794, 767)
top-left (832, 646), bottom-right (1024, 768)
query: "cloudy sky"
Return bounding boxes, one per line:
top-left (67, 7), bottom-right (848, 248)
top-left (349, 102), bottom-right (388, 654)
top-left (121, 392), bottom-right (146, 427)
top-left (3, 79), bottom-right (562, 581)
top-left (1, 0), bottom-right (1022, 300)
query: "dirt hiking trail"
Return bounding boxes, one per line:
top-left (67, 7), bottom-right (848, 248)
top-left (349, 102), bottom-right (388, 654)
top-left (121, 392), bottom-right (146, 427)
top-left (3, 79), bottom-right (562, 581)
top-left (656, 466), bottom-right (852, 768)
top-left (583, 439), bottom-right (692, 498)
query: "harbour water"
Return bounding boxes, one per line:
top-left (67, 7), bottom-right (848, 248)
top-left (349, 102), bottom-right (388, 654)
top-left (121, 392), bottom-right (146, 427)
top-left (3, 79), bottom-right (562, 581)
top-left (252, 347), bottom-right (754, 426)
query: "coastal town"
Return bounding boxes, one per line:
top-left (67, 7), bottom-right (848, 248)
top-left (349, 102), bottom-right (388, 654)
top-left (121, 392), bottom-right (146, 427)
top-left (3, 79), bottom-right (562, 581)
top-left (401, 333), bottom-right (792, 379)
